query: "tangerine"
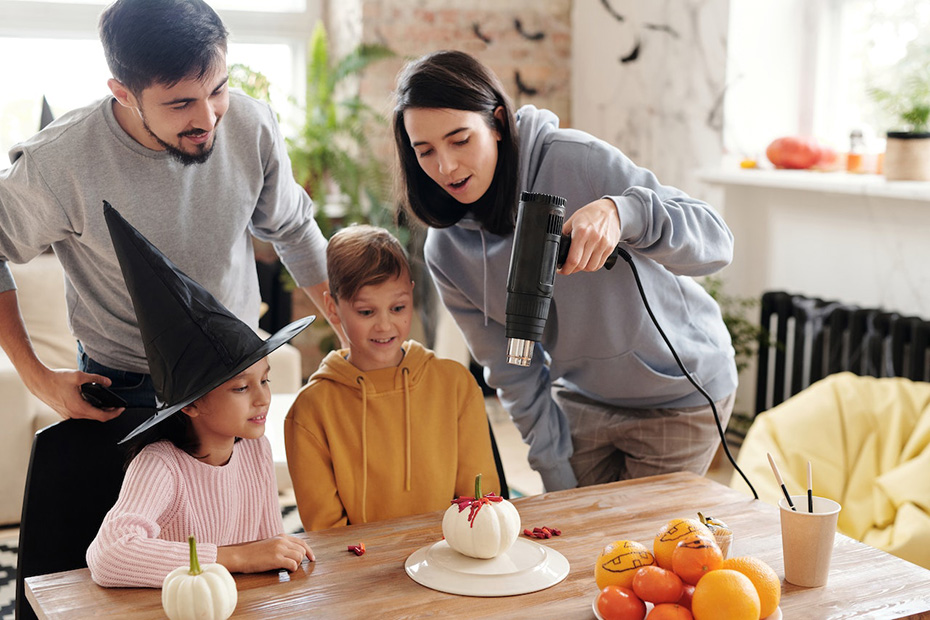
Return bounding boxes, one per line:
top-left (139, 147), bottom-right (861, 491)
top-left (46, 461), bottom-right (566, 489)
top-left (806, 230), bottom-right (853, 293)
top-left (677, 583), bottom-right (695, 610)
top-left (631, 565), bottom-right (683, 604)
top-left (648, 603), bottom-right (694, 620)
top-left (654, 518), bottom-right (712, 569)
top-left (595, 585), bottom-right (647, 620)
top-left (594, 540), bottom-right (656, 590)
top-left (722, 556), bottom-right (782, 618)
top-left (691, 569), bottom-right (761, 620)
top-left (671, 535), bottom-right (723, 585)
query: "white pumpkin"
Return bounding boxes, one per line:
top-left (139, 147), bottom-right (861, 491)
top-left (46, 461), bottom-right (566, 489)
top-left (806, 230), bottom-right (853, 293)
top-left (162, 535), bottom-right (237, 620)
top-left (442, 474), bottom-right (521, 559)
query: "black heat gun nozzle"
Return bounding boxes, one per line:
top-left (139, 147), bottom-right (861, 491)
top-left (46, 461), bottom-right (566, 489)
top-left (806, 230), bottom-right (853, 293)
top-left (505, 192), bottom-right (621, 367)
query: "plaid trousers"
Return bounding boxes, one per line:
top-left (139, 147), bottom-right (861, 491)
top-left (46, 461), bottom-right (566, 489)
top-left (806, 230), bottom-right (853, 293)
top-left (553, 385), bottom-right (736, 487)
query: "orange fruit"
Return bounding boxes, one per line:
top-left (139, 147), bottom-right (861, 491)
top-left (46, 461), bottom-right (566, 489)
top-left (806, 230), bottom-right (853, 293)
top-left (595, 585), bottom-right (647, 620)
top-left (595, 540), bottom-right (656, 590)
top-left (648, 603), bottom-right (694, 620)
top-left (677, 583), bottom-right (695, 610)
top-left (631, 565), bottom-right (683, 604)
top-left (671, 535), bottom-right (723, 585)
top-left (654, 518), bottom-right (712, 569)
top-left (722, 556), bottom-right (782, 618)
top-left (691, 569), bottom-right (761, 620)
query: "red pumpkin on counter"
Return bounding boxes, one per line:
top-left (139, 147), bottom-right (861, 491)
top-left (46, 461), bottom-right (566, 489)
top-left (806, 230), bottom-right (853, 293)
top-left (766, 136), bottom-right (823, 169)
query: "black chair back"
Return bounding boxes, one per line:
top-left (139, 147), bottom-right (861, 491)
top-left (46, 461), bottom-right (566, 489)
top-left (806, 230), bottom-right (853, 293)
top-left (15, 409), bottom-right (152, 619)
top-left (487, 419), bottom-right (510, 500)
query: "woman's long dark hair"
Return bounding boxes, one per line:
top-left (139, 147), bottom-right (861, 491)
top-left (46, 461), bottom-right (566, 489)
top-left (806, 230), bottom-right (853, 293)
top-left (393, 50), bottom-right (520, 236)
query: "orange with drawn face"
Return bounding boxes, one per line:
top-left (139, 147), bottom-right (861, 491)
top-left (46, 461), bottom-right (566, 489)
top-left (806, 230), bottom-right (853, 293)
top-left (594, 539), bottom-right (656, 590)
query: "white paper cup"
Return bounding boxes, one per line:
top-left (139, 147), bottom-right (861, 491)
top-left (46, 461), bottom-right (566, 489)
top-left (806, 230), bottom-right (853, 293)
top-left (778, 495), bottom-right (841, 587)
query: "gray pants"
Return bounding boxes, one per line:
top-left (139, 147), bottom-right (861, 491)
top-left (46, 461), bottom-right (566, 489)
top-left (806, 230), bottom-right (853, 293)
top-left (553, 385), bottom-right (736, 487)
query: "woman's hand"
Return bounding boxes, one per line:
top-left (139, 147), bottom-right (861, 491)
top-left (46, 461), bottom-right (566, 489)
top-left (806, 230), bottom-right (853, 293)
top-left (558, 198), bottom-right (621, 275)
top-left (217, 534), bottom-right (315, 573)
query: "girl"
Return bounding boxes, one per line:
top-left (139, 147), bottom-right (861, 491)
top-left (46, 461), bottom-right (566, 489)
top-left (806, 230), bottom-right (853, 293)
top-left (392, 50), bottom-right (737, 493)
top-left (86, 204), bottom-right (315, 587)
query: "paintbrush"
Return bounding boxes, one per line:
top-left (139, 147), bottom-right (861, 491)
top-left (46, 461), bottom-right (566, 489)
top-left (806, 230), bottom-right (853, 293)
top-left (807, 461), bottom-right (814, 513)
top-left (767, 452), bottom-right (796, 511)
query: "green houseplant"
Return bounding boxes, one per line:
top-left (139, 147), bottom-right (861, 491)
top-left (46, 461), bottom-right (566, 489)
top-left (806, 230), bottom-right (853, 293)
top-left (289, 22), bottom-right (396, 238)
top-left (868, 41), bottom-right (930, 181)
top-left (230, 27), bottom-right (398, 375)
top-left (700, 276), bottom-right (770, 441)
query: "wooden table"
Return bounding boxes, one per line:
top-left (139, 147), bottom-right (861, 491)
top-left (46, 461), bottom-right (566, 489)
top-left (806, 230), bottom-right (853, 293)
top-left (27, 472), bottom-right (930, 619)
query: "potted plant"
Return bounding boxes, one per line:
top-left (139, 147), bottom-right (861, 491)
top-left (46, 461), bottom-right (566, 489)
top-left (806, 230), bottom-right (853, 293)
top-left (869, 42), bottom-right (930, 181)
top-left (700, 276), bottom-right (771, 443)
top-left (289, 22), bottom-right (396, 238)
top-left (230, 27), bottom-right (398, 377)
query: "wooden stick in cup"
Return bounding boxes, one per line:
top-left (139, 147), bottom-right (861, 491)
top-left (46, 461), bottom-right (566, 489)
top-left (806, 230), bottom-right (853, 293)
top-left (807, 461), bottom-right (814, 513)
top-left (767, 452), bottom-right (796, 511)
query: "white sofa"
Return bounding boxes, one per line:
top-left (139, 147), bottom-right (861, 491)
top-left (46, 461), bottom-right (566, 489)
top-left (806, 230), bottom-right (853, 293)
top-left (0, 253), bottom-right (304, 525)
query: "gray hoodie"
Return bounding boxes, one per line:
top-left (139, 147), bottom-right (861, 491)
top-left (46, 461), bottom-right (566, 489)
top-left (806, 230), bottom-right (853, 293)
top-left (424, 105), bottom-right (737, 492)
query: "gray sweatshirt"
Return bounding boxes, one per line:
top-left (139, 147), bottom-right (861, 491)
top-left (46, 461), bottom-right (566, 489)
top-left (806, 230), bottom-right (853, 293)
top-left (0, 91), bottom-right (327, 373)
top-left (425, 105), bottom-right (737, 492)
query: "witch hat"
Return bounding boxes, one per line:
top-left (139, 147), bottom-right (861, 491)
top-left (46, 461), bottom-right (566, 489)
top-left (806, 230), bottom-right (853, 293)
top-left (102, 201), bottom-right (315, 443)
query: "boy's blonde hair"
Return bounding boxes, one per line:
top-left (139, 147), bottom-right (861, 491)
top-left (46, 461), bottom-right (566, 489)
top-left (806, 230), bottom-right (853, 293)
top-left (326, 225), bottom-right (411, 301)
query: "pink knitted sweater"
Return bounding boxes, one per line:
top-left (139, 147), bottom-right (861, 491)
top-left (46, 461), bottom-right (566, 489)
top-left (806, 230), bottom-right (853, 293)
top-left (86, 436), bottom-right (284, 588)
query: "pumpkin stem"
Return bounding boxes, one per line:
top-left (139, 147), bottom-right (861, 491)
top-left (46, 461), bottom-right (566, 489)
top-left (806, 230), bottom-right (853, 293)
top-left (188, 535), bottom-right (202, 576)
top-left (474, 473), bottom-right (482, 499)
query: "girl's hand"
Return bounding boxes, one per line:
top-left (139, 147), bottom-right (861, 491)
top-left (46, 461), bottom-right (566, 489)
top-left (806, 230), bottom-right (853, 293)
top-left (559, 198), bottom-right (621, 275)
top-left (217, 534), bottom-right (315, 573)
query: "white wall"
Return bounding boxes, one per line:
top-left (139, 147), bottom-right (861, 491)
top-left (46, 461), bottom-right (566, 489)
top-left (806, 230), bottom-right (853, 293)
top-left (571, 0), bottom-right (729, 202)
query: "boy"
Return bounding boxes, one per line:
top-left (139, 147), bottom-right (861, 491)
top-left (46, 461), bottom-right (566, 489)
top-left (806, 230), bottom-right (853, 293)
top-left (284, 225), bottom-right (500, 531)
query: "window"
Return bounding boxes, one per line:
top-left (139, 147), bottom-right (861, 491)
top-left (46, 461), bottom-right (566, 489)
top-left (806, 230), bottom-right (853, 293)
top-left (0, 0), bottom-right (318, 157)
top-left (724, 0), bottom-right (928, 162)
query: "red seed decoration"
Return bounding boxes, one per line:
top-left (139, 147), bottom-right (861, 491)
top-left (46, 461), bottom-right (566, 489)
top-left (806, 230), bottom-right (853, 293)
top-left (523, 526), bottom-right (562, 539)
top-left (449, 474), bottom-right (504, 528)
top-left (347, 542), bottom-right (366, 556)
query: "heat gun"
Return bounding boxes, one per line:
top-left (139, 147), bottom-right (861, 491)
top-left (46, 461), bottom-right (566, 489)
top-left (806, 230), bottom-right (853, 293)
top-left (502, 191), bottom-right (759, 499)
top-left (504, 191), bottom-right (620, 367)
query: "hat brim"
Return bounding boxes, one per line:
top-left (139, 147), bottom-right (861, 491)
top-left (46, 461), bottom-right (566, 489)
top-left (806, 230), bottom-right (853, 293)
top-left (118, 315), bottom-right (316, 444)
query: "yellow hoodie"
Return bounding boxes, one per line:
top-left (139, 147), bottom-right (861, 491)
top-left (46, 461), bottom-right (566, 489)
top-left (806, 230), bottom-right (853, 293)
top-left (284, 340), bottom-right (500, 531)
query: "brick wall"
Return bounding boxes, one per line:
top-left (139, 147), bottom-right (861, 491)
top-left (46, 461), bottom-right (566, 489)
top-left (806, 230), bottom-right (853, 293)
top-left (340, 0), bottom-right (572, 165)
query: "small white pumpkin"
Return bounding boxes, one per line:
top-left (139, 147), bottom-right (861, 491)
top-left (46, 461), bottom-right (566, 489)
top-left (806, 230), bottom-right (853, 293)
top-left (442, 474), bottom-right (521, 559)
top-left (162, 535), bottom-right (237, 620)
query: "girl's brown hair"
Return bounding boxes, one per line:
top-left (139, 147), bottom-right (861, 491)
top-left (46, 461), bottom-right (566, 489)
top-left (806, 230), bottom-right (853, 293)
top-left (392, 50), bottom-right (520, 236)
top-left (327, 224), bottom-right (411, 301)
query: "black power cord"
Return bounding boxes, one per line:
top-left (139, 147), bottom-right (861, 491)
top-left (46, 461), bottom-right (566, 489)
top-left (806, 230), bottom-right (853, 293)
top-left (614, 246), bottom-right (759, 499)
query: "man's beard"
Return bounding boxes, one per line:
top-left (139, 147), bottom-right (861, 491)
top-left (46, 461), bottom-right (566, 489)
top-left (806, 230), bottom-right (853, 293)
top-left (141, 115), bottom-right (218, 166)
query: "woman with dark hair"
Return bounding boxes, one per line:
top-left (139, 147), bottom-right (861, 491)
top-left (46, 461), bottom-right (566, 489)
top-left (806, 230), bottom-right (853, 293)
top-left (393, 50), bottom-right (738, 492)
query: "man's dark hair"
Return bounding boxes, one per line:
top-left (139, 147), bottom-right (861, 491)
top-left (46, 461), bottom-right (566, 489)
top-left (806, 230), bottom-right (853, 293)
top-left (99, 0), bottom-right (229, 95)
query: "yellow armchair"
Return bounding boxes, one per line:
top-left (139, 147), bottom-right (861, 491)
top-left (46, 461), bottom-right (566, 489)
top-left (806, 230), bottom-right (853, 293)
top-left (731, 372), bottom-right (930, 569)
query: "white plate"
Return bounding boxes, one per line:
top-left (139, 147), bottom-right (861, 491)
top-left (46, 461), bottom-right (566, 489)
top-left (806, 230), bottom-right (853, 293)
top-left (405, 537), bottom-right (570, 597)
top-left (592, 595), bottom-right (782, 619)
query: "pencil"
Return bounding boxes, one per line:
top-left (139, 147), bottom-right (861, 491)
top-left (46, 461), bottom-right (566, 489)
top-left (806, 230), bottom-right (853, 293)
top-left (767, 452), bottom-right (796, 511)
top-left (807, 461), bottom-right (814, 513)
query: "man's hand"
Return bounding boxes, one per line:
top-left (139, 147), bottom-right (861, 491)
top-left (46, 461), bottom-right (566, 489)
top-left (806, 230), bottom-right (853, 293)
top-left (0, 289), bottom-right (122, 421)
top-left (27, 368), bottom-right (125, 422)
top-left (559, 198), bottom-right (621, 275)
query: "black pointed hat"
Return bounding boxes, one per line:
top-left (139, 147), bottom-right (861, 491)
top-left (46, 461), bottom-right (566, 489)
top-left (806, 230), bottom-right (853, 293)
top-left (103, 201), bottom-right (315, 443)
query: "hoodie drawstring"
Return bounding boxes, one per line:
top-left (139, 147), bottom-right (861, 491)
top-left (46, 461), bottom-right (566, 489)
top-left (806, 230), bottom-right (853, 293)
top-left (479, 228), bottom-right (489, 326)
top-left (402, 367), bottom-right (411, 491)
top-left (357, 375), bottom-right (369, 524)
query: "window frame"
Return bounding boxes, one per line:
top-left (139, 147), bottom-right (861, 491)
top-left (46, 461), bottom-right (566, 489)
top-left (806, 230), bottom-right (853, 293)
top-left (0, 0), bottom-right (317, 118)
